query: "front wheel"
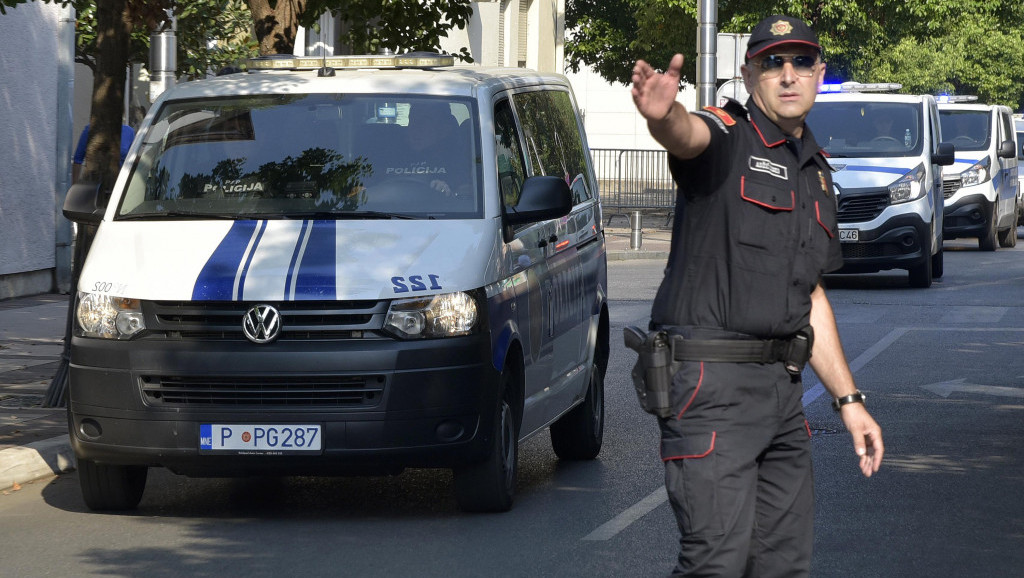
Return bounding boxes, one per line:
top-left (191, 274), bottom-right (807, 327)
top-left (550, 366), bottom-right (604, 460)
top-left (908, 250), bottom-right (933, 288)
top-left (77, 458), bottom-right (147, 511)
top-left (979, 203), bottom-right (998, 251)
top-left (453, 372), bottom-right (518, 513)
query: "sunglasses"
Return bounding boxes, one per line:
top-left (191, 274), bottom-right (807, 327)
top-left (758, 54), bottom-right (819, 78)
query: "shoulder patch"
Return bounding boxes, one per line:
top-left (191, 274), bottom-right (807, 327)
top-left (702, 106), bottom-right (736, 126)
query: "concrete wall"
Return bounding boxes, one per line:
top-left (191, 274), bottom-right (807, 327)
top-left (0, 3), bottom-right (67, 300)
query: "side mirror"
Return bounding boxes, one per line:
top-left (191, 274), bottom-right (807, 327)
top-left (997, 139), bottom-right (1016, 159)
top-left (505, 175), bottom-right (573, 227)
top-left (933, 142), bottom-right (955, 167)
top-left (62, 182), bottom-right (105, 225)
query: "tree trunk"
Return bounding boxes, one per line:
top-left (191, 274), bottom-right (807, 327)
top-left (84, 0), bottom-right (133, 205)
top-left (247, 0), bottom-right (305, 55)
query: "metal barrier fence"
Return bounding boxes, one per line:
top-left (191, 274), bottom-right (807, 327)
top-left (590, 148), bottom-right (676, 210)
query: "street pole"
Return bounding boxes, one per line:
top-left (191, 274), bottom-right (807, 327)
top-left (149, 9), bottom-right (176, 103)
top-left (54, 4), bottom-right (75, 293)
top-left (696, 0), bottom-right (718, 109)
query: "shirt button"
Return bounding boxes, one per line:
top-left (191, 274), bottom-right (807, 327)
top-left (792, 280), bottom-right (800, 286)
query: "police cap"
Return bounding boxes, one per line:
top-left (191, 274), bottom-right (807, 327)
top-left (745, 15), bottom-right (821, 61)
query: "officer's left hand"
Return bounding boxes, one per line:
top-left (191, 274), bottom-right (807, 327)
top-left (840, 404), bottom-right (884, 477)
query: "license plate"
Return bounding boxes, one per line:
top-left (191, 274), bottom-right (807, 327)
top-left (839, 228), bottom-right (859, 242)
top-left (200, 424), bottom-right (322, 454)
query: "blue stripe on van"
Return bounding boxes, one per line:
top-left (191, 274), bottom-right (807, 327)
top-left (839, 165), bottom-right (909, 175)
top-left (235, 221), bottom-right (267, 300)
top-left (292, 220), bottom-right (337, 300)
top-left (192, 220), bottom-right (262, 301)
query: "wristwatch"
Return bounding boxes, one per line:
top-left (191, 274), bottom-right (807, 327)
top-left (832, 390), bottom-right (866, 411)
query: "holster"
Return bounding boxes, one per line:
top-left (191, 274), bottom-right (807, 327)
top-left (623, 326), bottom-right (678, 418)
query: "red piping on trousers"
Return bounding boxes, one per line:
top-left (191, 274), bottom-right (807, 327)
top-left (804, 419), bottom-right (812, 438)
top-left (662, 431), bottom-right (717, 461)
top-left (676, 362), bottom-right (704, 420)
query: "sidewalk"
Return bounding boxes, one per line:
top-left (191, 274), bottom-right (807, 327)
top-left (0, 222), bottom-right (671, 491)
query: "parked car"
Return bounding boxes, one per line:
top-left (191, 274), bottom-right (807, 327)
top-left (938, 102), bottom-right (1019, 250)
top-left (807, 85), bottom-right (954, 287)
top-left (61, 53), bottom-right (610, 513)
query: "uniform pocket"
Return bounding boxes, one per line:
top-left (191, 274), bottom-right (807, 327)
top-left (736, 175), bottom-right (796, 255)
top-left (662, 432), bottom-right (723, 537)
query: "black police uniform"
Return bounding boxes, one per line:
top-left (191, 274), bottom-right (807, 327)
top-left (653, 97), bottom-right (842, 577)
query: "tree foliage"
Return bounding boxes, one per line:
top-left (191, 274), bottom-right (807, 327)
top-left (566, 0), bottom-right (1024, 110)
top-left (246, 0), bottom-right (474, 60)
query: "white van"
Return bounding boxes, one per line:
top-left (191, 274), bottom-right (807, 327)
top-left (938, 102), bottom-right (1019, 250)
top-left (806, 87), bottom-right (954, 287)
top-left (62, 54), bottom-right (610, 513)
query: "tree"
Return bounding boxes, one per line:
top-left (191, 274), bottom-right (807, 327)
top-left (245, 0), bottom-right (474, 59)
top-left (567, 1), bottom-right (1024, 110)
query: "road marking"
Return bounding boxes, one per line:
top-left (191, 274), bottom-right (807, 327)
top-left (586, 327), bottom-right (909, 542)
top-left (801, 327), bottom-right (907, 406)
top-left (922, 378), bottom-right (1024, 399)
top-left (582, 485), bottom-right (667, 541)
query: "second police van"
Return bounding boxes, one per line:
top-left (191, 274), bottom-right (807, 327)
top-left (61, 53), bottom-right (610, 513)
top-left (806, 83), bottom-right (954, 288)
top-left (938, 99), bottom-right (1019, 250)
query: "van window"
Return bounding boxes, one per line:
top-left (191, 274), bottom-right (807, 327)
top-left (806, 102), bottom-right (924, 158)
top-left (118, 94), bottom-right (481, 220)
top-left (512, 90), bottom-right (593, 204)
top-left (495, 99), bottom-right (527, 210)
top-left (938, 109), bottom-right (992, 152)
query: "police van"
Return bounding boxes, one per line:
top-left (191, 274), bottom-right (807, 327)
top-left (62, 53), bottom-right (610, 513)
top-left (806, 83), bottom-right (954, 287)
top-left (938, 100), bottom-right (1019, 249)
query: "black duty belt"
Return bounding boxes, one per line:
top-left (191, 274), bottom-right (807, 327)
top-left (670, 327), bottom-right (814, 375)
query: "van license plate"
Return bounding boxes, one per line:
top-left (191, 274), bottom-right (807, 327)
top-left (200, 424), bottom-right (322, 453)
top-left (839, 229), bottom-right (859, 242)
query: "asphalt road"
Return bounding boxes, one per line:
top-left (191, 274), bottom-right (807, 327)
top-left (2, 238), bottom-right (1024, 577)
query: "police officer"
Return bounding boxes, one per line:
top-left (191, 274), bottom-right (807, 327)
top-left (630, 15), bottom-right (884, 577)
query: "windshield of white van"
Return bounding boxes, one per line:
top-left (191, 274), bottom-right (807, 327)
top-left (117, 94), bottom-right (481, 220)
top-left (938, 110), bottom-right (991, 153)
top-left (806, 102), bottom-right (924, 158)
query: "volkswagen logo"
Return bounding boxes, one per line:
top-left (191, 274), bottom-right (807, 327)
top-left (242, 304), bottom-right (281, 344)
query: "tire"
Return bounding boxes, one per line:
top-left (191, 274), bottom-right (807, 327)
top-left (550, 365), bottom-right (605, 461)
top-left (453, 372), bottom-right (518, 513)
top-left (979, 203), bottom-right (998, 251)
top-left (908, 250), bottom-right (932, 288)
top-left (931, 245), bottom-right (944, 279)
top-left (77, 457), bottom-right (147, 511)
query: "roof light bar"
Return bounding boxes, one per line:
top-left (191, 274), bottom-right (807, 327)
top-left (819, 82), bottom-right (902, 94)
top-left (246, 53), bottom-right (455, 71)
top-left (936, 94), bottom-right (979, 103)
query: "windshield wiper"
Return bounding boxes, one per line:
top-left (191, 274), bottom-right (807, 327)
top-left (266, 211), bottom-right (421, 220)
top-left (118, 211), bottom-right (240, 220)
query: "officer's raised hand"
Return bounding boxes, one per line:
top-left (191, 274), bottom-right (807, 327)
top-left (631, 54), bottom-right (710, 160)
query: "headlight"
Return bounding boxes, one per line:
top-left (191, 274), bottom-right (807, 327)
top-left (384, 291), bottom-right (478, 339)
top-left (888, 164), bottom-right (927, 204)
top-left (75, 292), bottom-right (145, 339)
top-left (960, 157), bottom-right (991, 187)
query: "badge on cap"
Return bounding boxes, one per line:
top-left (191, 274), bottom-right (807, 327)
top-left (771, 20), bottom-right (794, 36)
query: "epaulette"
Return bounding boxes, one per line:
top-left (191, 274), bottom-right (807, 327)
top-left (702, 106), bottom-right (737, 127)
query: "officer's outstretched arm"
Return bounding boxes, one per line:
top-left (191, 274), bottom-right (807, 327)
top-left (808, 283), bottom-right (884, 477)
top-left (632, 54), bottom-right (711, 160)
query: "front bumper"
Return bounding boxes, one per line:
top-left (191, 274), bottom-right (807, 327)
top-left (836, 212), bottom-right (931, 273)
top-left (943, 192), bottom-right (993, 239)
top-left (68, 332), bottom-right (501, 476)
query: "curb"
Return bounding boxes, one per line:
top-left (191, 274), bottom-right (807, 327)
top-left (607, 250), bottom-right (670, 262)
top-left (0, 435), bottom-right (75, 491)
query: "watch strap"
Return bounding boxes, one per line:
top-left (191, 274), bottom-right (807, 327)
top-left (832, 391), bottom-right (866, 411)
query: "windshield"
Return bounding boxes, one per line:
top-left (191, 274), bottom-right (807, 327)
top-left (938, 110), bottom-right (991, 153)
top-left (117, 94), bottom-right (481, 220)
top-left (806, 102), bottom-right (923, 158)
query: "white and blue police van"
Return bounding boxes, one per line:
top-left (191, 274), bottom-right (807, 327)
top-left (806, 83), bottom-right (954, 287)
top-left (62, 53), bottom-right (609, 512)
top-left (938, 100), bottom-right (1019, 249)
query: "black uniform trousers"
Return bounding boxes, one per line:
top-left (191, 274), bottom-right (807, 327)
top-left (659, 331), bottom-right (814, 577)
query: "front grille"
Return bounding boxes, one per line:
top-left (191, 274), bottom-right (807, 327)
top-left (837, 191), bottom-right (889, 223)
top-left (943, 178), bottom-right (961, 199)
top-left (144, 300), bottom-right (388, 341)
top-left (140, 374), bottom-right (386, 407)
